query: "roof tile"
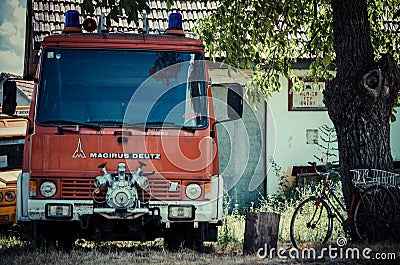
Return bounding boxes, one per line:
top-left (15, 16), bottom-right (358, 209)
top-left (31, 0), bottom-right (218, 44)
top-left (27, 0), bottom-right (219, 77)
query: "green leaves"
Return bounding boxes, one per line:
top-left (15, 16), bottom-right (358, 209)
top-left (195, 0), bottom-right (335, 102)
top-left (166, 0), bottom-right (174, 9)
top-left (80, 0), bottom-right (151, 26)
top-left (194, 0), bottom-right (400, 108)
top-left (81, 0), bottom-right (95, 16)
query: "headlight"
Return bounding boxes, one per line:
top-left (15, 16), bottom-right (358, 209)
top-left (40, 181), bottom-right (57, 198)
top-left (185, 183), bottom-right (202, 200)
top-left (46, 204), bottom-right (72, 219)
top-left (0, 192), bottom-right (3, 202)
top-left (168, 205), bottom-right (195, 220)
top-left (5, 191), bottom-right (16, 202)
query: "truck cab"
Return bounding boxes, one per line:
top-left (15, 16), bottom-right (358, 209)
top-left (5, 11), bottom-right (242, 249)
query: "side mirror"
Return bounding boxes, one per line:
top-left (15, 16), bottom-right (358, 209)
top-left (2, 80), bottom-right (17, 116)
top-left (227, 83), bottom-right (243, 120)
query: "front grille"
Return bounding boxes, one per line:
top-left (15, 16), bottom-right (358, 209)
top-left (60, 176), bottom-right (181, 200)
top-left (61, 178), bottom-right (95, 199)
top-left (140, 178), bottom-right (181, 201)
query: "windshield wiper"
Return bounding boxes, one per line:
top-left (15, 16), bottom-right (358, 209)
top-left (87, 120), bottom-right (125, 127)
top-left (40, 120), bottom-right (101, 131)
top-left (126, 121), bottom-right (195, 132)
top-left (128, 122), bottom-right (176, 127)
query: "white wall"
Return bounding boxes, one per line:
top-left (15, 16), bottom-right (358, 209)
top-left (265, 70), bottom-right (337, 193)
top-left (390, 115), bottom-right (400, 161)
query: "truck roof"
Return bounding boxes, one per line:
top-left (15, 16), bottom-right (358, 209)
top-left (42, 33), bottom-right (204, 52)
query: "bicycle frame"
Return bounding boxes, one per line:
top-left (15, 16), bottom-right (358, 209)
top-left (291, 163), bottom-right (397, 248)
top-left (315, 174), bottom-right (389, 236)
top-left (313, 168), bottom-right (370, 226)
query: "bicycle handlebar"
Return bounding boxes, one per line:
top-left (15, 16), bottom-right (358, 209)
top-left (308, 161), bottom-right (339, 182)
top-left (308, 161), bottom-right (322, 175)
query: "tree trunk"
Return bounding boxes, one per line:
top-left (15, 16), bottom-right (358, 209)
top-left (324, 0), bottom-right (400, 206)
top-left (243, 212), bottom-right (280, 255)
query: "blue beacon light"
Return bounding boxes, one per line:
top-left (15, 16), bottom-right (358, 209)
top-left (166, 13), bottom-right (184, 36)
top-left (168, 13), bottom-right (183, 30)
top-left (63, 10), bottom-right (82, 33)
top-left (65, 10), bottom-right (80, 27)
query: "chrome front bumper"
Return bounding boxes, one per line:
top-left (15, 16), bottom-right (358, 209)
top-left (25, 199), bottom-right (220, 223)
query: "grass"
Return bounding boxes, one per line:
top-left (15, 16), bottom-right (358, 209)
top-left (1, 180), bottom-right (399, 264)
top-left (1, 234), bottom-right (399, 265)
top-left (0, 237), bottom-right (293, 265)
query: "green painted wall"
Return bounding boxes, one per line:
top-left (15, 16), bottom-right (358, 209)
top-left (211, 85), bottom-right (266, 209)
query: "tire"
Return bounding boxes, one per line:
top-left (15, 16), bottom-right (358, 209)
top-left (290, 196), bottom-right (333, 249)
top-left (33, 221), bottom-right (77, 250)
top-left (353, 185), bottom-right (396, 242)
top-left (389, 186), bottom-right (400, 240)
top-left (163, 223), bottom-right (205, 252)
top-left (0, 224), bottom-right (13, 235)
top-left (163, 229), bottom-right (184, 251)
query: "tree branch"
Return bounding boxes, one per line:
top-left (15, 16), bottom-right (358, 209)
top-left (377, 53), bottom-right (400, 101)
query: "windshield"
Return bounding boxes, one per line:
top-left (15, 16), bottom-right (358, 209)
top-left (37, 48), bottom-right (207, 129)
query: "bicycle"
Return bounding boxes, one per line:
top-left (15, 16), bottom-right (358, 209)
top-left (362, 168), bottom-right (400, 240)
top-left (290, 162), bottom-right (397, 249)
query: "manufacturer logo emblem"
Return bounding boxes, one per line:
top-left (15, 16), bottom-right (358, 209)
top-left (72, 138), bottom-right (86, 159)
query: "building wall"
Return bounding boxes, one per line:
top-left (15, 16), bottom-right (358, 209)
top-left (209, 66), bottom-right (400, 206)
top-left (265, 70), bottom-right (337, 193)
top-left (390, 116), bottom-right (400, 161)
top-left (209, 65), bottom-right (266, 208)
top-left (212, 85), bottom-right (265, 208)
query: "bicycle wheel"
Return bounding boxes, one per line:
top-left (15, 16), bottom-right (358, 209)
top-left (389, 186), bottom-right (400, 240)
top-left (290, 196), bottom-right (333, 249)
top-left (353, 185), bottom-right (396, 242)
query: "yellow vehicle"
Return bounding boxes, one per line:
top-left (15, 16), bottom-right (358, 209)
top-left (0, 75), bottom-right (31, 232)
top-left (0, 171), bottom-right (18, 228)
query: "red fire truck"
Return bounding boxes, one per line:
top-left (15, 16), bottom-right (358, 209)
top-left (3, 11), bottom-right (242, 249)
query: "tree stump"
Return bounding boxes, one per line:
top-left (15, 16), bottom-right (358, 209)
top-left (243, 212), bottom-right (280, 255)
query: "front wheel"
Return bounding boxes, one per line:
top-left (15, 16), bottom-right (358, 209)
top-left (353, 185), bottom-right (396, 242)
top-left (290, 196), bottom-right (333, 249)
top-left (163, 223), bottom-right (206, 252)
top-left (32, 221), bottom-right (78, 250)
